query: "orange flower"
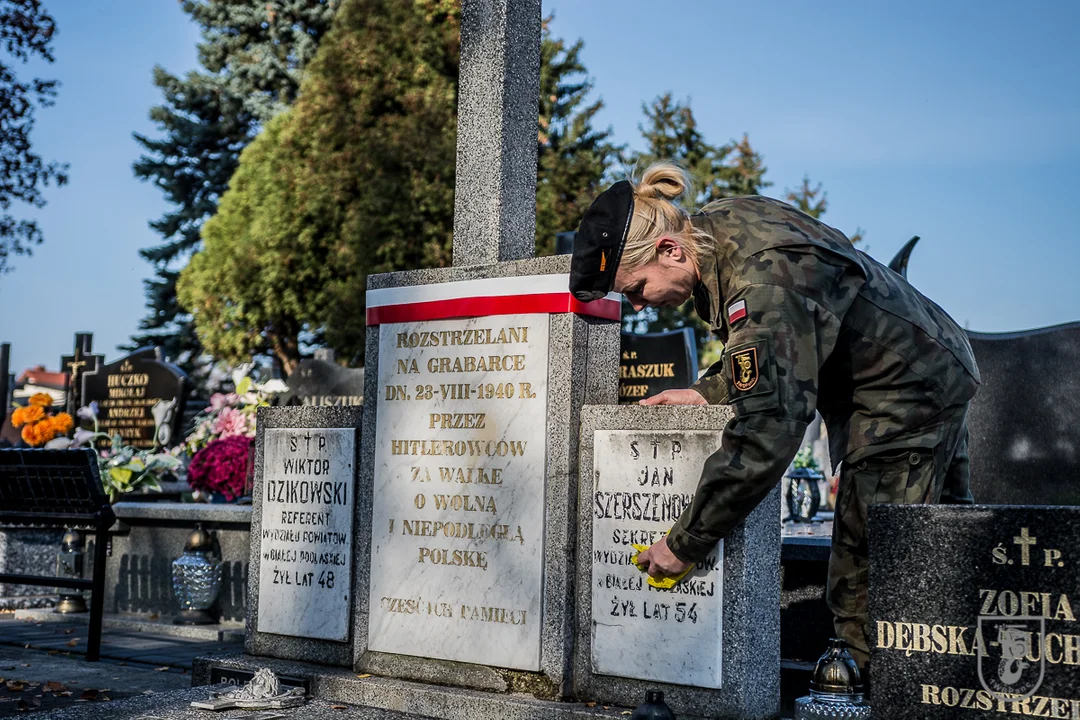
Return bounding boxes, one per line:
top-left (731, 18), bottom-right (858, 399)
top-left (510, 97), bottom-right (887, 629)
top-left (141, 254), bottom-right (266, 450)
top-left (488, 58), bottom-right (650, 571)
top-left (48, 413), bottom-right (74, 436)
top-left (29, 393), bottom-right (54, 408)
top-left (11, 405), bottom-right (45, 427)
top-left (21, 421), bottom-right (58, 447)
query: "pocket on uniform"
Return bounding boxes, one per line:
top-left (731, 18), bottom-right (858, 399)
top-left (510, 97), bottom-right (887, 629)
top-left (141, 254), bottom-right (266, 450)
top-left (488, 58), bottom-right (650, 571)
top-left (855, 445), bottom-right (937, 506)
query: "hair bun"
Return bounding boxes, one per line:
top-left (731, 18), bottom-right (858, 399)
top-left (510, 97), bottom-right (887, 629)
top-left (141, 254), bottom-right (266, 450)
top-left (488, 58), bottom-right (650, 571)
top-left (635, 162), bottom-right (692, 203)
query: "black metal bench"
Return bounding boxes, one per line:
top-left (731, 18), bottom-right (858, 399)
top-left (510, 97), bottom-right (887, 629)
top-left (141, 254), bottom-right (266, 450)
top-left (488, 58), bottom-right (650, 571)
top-left (0, 449), bottom-right (116, 661)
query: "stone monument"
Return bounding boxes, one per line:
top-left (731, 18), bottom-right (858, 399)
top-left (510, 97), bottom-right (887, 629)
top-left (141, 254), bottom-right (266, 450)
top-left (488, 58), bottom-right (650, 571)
top-left (869, 504), bottom-right (1080, 718)
top-left (575, 405), bottom-right (780, 719)
top-left (350, 0), bottom-right (621, 697)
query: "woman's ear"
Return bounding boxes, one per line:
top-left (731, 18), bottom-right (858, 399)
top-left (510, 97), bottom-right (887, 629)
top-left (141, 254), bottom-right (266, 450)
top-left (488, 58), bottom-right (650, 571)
top-left (655, 236), bottom-right (685, 260)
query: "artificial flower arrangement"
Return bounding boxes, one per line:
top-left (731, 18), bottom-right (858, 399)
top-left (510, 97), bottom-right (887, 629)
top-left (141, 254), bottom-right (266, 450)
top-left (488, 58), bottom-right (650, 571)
top-left (792, 445), bottom-right (822, 471)
top-left (182, 365), bottom-right (287, 501)
top-left (45, 402), bottom-right (181, 502)
top-left (10, 393), bottom-right (74, 446)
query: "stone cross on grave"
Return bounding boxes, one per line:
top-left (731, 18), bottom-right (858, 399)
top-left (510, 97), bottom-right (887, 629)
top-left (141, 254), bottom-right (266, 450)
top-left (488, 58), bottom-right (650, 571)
top-left (452, 0), bottom-right (541, 266)
top-left (59, 332), bottom-right (103, 416)
top-left (345, 0), bottom-right (619, 696)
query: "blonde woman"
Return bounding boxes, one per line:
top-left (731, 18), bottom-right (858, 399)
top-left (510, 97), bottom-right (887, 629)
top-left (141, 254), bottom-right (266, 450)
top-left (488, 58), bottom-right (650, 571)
top-left (569, 163), bottom-right (979, 669)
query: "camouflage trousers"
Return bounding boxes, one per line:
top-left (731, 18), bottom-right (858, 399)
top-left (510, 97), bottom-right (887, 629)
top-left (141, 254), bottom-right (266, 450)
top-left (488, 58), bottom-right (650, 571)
top-left (826, 404), bottom-right (973, 669)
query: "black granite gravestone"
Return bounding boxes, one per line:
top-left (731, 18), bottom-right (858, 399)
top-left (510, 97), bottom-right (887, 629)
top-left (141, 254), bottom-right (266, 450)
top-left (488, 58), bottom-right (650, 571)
top-left (279, 349), bottom-right (364, 408)
top-left (619, 328), bottom-right (698, 403)
top-left (869, 504), bottom-right (1080, 719)
top-left (967, 322), bottom-right (1080, 506)
top-left (554, 231), bottom-right (575, 255)
top-left (60, 332), bottom-right (104, 416)
top-left (81, 347), bottom-right (186, 449)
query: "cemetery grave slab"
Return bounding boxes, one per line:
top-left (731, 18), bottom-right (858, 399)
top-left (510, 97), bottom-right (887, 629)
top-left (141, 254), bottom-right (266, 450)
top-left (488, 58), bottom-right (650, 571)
top-left (575, 405), bottom-right (781, 720)
top-left (246, 406), bottom-right (362, 668)
top-left (80, 347), bottom-right (186, 450)
top-left (869, 504), bottom-right (1080, 719)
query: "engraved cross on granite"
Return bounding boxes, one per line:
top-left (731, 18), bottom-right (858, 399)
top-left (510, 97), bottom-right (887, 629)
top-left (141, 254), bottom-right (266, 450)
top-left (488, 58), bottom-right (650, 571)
top-left (59, 332), bottom-right (103, 416)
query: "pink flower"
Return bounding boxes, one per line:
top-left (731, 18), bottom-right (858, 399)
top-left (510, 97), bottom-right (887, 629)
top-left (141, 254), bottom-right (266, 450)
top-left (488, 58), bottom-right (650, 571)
top-left (208, 393), bottom-right (239, 411)
top-left (187, 436), bottom-right (252, 501)
top-left (212, 407), bottom-right (248, 439)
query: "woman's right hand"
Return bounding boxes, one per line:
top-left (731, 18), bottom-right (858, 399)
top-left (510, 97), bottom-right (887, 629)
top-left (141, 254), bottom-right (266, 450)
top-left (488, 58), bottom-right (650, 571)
top-left (639, 389), bottom-right (707, 406)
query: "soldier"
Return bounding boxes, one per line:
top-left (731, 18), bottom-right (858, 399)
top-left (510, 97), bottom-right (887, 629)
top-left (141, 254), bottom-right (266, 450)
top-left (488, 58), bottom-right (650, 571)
top-left (569, 162), bottom-right (979, 669)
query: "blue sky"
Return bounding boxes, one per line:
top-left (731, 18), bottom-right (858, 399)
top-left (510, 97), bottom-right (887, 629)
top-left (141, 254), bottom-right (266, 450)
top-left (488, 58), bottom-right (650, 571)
top-left (3, 1), bottom-right (1079, 374)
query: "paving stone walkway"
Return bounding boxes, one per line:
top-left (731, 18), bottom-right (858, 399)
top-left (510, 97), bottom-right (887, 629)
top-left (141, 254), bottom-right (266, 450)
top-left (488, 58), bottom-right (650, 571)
top-left (0, 615), bottom-right (243, 717)
top-left (0, 616), bottom-right (243, 670)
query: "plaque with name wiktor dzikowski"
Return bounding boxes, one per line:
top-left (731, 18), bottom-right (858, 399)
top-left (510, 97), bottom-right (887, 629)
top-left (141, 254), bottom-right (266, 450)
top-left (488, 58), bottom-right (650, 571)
top-left (257, 428), bottom-right (355, 641)
top-left (869, 505), bottom-right (1080, 719)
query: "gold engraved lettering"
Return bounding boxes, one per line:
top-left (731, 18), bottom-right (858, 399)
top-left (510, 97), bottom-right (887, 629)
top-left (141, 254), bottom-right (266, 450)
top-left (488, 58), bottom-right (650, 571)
top-left (1014, 527), bottom-right (1037, 566)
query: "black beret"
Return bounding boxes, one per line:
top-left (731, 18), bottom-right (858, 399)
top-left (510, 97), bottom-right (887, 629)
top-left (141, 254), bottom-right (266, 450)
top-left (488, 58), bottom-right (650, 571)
top-left (569, 180), bottom-right (634, 302)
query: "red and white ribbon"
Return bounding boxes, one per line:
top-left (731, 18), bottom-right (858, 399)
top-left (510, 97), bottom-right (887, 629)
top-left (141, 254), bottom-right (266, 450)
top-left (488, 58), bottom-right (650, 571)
top-left (366, 274), bottom-right (621, 326)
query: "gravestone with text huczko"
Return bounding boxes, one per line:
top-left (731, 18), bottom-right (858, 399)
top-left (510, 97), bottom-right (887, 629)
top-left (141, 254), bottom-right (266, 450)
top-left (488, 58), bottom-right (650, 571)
top-left (81, 347), bottom-right (185, 449)
top-left (574, 405), bottom-right (780, 719)
top-left (246, 405), bottom-right (360, 667)
top-left (619, 328), bottom-right (698, 403)
top-left (868, 504), bottom-right (1080, 719)
top-left (280, 349), bottom-right (364, 409)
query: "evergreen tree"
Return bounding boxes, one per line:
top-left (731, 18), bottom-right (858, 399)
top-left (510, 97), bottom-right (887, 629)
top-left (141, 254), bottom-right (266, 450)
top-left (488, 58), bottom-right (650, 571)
top-left (130, 1), bottom-right (337, 380)
top-left (535, 19), bottom-right (620, 255)
top-left (784, 175), bottom-right (864, 245)
top-left (179, 0), bottom-right (461, 371)
top-left (180, 3), bottom-right (618, 369)
top-left (0, 0), bottom-right (67, 276)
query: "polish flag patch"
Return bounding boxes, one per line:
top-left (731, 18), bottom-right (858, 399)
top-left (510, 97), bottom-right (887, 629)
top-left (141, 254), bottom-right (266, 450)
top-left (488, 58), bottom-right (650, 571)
top-left (727, 299), bottom-right (748, 324)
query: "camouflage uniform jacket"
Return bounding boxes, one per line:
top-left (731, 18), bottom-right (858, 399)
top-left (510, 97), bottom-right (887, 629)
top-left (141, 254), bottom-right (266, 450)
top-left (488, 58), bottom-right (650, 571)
top-left (666, 196), bottom-right (980, 563)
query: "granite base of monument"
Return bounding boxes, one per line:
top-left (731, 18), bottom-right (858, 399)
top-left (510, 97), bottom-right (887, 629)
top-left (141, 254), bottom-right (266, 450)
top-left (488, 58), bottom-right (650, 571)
top-left (575, 405), bottom-right (781, 720)
top-left (869, 504), bottom-right (1080, 719)
top-left (193, 653), bottom-right (719, 720)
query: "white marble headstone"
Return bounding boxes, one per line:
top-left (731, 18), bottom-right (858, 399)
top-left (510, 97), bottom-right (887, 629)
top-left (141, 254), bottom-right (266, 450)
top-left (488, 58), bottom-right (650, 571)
top-left (256, 427), bottom-right (355, 641)
top-left (368, 315), bottom-right (550, 670)
top-left (591, 430), bottom-right (725, 688)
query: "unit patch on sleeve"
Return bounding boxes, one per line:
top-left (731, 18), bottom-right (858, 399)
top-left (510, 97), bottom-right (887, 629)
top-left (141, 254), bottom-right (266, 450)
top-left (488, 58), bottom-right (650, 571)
top-left (731, 347), bottom-right (759, 391)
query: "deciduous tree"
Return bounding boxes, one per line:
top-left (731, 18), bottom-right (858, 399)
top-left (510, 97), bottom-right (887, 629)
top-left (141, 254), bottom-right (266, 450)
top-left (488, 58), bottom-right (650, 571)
top-left (130, 1), bottom-right (337, 379)
top-left (0, 0), bottom-right (67, 276)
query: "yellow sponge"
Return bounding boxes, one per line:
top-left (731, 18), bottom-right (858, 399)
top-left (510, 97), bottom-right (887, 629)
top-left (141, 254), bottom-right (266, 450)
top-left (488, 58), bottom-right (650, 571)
top-left (630, 542), bottom-right (694, 590)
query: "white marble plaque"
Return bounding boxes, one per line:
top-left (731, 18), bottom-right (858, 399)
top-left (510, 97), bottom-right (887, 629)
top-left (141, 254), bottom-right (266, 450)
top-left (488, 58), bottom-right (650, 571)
top-left (368, 315), bottom-right (550, 670)
top-left (591, 430), bottom-right (724, 688)
top-left (256, 427), bottom-right (355, 641)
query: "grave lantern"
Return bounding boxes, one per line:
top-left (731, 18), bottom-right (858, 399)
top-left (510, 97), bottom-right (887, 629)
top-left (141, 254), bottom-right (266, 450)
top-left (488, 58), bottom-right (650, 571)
top-left (785, 466), bottom-right (824, 523)
top-left (171, 523), bottom-right (222, 625)
top-left (794, 638), bottom-right (871, 719)
top-left (54, 529), bottom-right (87, 614)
